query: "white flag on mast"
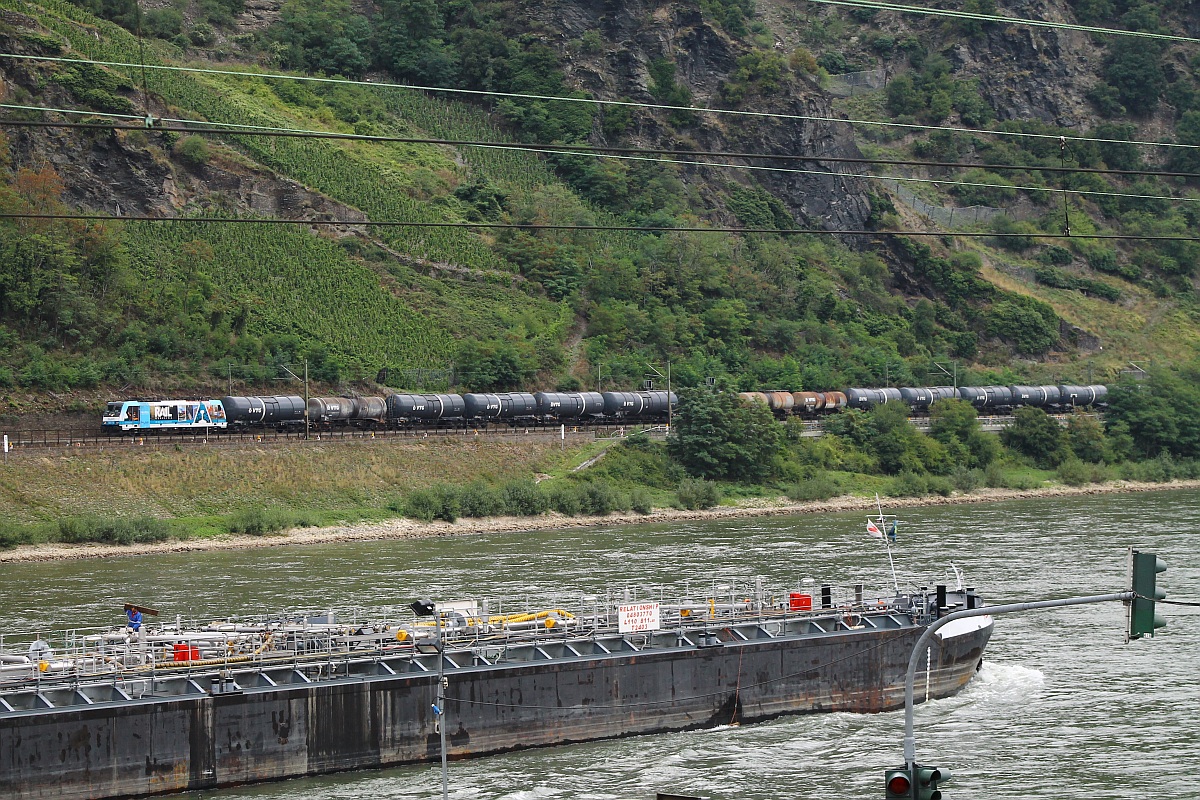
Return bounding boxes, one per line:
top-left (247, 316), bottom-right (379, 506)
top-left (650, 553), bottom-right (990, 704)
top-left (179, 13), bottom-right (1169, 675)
top-left (866, 519), bottom-right (885, 540)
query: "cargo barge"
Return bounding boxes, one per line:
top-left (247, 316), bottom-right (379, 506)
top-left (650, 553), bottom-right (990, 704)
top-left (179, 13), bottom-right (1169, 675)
top-left (0, 577), bottom-right (992, 799)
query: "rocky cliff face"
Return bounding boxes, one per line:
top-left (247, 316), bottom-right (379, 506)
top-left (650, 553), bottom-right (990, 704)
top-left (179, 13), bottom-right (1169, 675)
top-left (0, 26), bottom-right (367, 228)
top-left (526, 0), bottom-right (876, 233)
top-left (7, 0), bottom-right (1189, 245)
top-left (947, 22), bottom-right (1102, 127)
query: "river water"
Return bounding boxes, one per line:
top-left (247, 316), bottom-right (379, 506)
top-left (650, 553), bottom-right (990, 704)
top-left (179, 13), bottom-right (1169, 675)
top-left (1, 489), bottom-right (1196, 800)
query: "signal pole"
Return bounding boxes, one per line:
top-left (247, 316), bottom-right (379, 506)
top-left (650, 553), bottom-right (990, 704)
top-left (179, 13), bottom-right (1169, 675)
top-left (646, 361), bottom-right (672, 430)
top-left (278, 361), bottom-right (311, 439)
top-left (892, 553), bottom-right (1168, 798)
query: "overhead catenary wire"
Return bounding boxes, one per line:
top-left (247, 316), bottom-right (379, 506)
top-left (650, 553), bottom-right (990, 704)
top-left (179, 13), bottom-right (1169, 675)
top-left (801, 0), bottom-right (1200, 44)
top-left (3, 109), bottom-right (1198, 209)
top-left (5, 111), bottom-right (1200, 181)
top-left (4, 52), bottom-right (1200, 152)
top-left (491, 144), bottom-right (1200, 206)
top-left (3, 212), bottom-right (1199, 242)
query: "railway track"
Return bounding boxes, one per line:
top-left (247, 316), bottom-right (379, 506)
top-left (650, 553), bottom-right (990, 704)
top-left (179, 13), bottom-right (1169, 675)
top-left (0, 422), bottom-right (662, 454)
top-left (0, 414), bottom-right (1096, 455)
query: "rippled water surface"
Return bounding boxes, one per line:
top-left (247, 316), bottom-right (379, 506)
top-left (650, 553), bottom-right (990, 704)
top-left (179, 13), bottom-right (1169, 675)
top-left (1, 490), bottom-right (1196, 799)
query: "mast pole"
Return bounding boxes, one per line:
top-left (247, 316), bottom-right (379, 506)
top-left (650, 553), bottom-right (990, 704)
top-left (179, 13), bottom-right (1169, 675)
top-left (885, 536), bottom-right (900, 596)
top-left (876, 494), bottom-right (901, 595)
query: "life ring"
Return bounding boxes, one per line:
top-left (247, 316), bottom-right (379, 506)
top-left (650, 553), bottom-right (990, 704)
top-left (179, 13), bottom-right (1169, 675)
top-left (843, 613), bottom-right (861, 629)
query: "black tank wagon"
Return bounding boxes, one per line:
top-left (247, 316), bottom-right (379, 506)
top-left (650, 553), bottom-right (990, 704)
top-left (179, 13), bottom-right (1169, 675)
top-left (220, 395), bottom-right (307, 427)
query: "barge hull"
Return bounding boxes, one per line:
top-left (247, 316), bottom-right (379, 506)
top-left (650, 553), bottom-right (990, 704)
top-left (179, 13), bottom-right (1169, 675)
top-left (0, 623), bottom-right (989, 800)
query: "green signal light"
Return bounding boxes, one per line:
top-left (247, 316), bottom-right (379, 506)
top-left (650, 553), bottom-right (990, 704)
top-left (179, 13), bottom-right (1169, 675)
top-left (915, 764), bottom-right (952, 800)
top-left (1128, 549), bottom-right (1167, 641)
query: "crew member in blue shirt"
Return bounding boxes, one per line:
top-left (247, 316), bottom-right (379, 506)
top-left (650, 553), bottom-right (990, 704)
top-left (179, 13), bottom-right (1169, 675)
top-left (125, 606), bottom-right (142, 632)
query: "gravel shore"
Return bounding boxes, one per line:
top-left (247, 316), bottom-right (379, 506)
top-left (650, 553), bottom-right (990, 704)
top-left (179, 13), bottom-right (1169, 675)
top-left (2, 479), bottom-right (1197, 564)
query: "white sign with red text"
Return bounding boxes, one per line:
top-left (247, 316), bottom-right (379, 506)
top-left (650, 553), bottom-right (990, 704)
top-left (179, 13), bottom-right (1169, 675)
top-left (618, 602), bottom-right (661, 633)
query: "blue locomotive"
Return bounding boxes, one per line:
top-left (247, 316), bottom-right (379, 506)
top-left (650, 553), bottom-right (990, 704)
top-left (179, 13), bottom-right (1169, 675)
top-left (102, 400), bottom-right (228, 432)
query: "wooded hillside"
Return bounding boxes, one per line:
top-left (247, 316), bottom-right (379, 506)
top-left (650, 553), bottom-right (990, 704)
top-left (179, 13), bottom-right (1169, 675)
top-left (1, 0), bottom-right (1198, 412)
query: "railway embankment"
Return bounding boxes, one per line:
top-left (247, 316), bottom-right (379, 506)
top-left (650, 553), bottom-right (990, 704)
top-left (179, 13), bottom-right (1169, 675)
top-left (2, 478), bottom-right (1197, 563)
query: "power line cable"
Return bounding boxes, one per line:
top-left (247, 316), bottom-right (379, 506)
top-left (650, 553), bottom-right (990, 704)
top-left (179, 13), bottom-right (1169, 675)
top-left (488, 143), bottom-right (1200, 206)
top-left (4, 109), bottom-right (1198, 208)
top-left (802, 0), bottom-right (1200, 43)
top-left (3, 212), bottom-right (1195, 242)
top-left (3, 112), bottom-right (1199, 180)
top-left (3, 52), bottom-right (1199, 151)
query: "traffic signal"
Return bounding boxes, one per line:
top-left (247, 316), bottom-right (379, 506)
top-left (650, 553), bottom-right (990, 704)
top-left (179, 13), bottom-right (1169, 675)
top-left (1127, 549), bottom-right (1167, 641)
top-left (884, 766), bottom-right (912, 799)
top-left (915, 764), bottom-right (952, 800)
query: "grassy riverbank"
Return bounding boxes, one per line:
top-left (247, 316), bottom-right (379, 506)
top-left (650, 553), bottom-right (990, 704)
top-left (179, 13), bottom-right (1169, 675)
top-left (4, 417), bottom-right (1195, 561)
top-left (0, 436), bottom-right (608, 541)
top-left (1, 432), bottom-right (1198, 561)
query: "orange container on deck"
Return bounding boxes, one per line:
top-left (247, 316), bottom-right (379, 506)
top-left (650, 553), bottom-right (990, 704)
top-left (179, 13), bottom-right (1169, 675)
top-left (789, 593), bottom-right (813, 611)
top-left (173, 643), bottom-right (201, 662)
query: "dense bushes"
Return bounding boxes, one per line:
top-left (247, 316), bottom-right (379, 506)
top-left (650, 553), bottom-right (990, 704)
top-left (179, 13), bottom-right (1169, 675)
top-left (787, 473), bottom-right (841, 502)
top-left (0, 522), bottom-right (43, 550)
top-left (392, 477), bottom-right (647, 522)
top-left (676, 477), bottom-right (722, 510)
top-left (985, 297), bottom-right (1060, 355)
top-left (58, 515), bottom-right (171, 545)
top-left (227, 508), bottom-right (316, 535)
top-left (1032, 267), bottom-right (1121, 301)
top-left (889, 471), bottom-right (953, 497)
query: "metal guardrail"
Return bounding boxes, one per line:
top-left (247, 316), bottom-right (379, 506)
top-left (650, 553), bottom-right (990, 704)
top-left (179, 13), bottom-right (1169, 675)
top-left (793, 413), bottom-right (1097, 438)
top-left (0, 423), bottom-right (641, 453)
top-left (0, 578), bottom-right (893, 693)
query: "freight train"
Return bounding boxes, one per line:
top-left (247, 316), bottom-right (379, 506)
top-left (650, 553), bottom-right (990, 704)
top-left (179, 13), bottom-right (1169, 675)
top-left (739, 383), bottom-right (1109, 416)
top-left (100, 383), bottom-right (1107, 434)
top-left (101, 390), bottom-right (678, 433)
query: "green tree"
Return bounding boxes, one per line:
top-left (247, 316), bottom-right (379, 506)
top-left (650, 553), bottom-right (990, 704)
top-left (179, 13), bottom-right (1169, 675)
top-left (455, 339), bottom-right (538, 391)
top-left (1105, 370), bottom-right (1200, 459)
top-left (268, 0), bottom-right (374, 77)
top-left (886, 74), bottom-right (924, 116)
top-left (667, 388), bottom-right (782, 482)
top-left (1066, 412), bottom-right (1107, 463)
top-left (1091, 122), bottom-right (1140, 170)
top-left (1169, 111), bottom-right (1200, 175)
top-left (67, 0), bottom-right (142, 29)
top-left (864, 402), bottom-right (948, 475)
top-left (1102, 39), bottom-right (1165, 116)
top-left (174, 136), bottom-right (210, 168)
top-left (377, 0), bottom-right (457, 84)
top-left (647, 58), bottom-right (697, 127)
top-left (986, 298), bottom-right (1059, 355)
top-left (930, 398), bottom-right (999, 467)
top-left (1002, 407), bottom-right (1068, 467)
top-left (143, 7), bottom-right (183, 38)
